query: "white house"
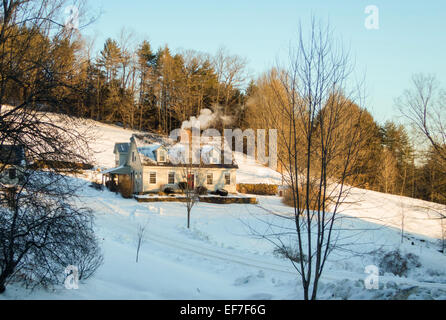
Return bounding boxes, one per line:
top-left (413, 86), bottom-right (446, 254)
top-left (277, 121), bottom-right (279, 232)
top-left (103, 133), bottom-right (238, 195)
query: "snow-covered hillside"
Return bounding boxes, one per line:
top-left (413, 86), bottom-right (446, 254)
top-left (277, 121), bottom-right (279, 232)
top-left (86, 120), bottom-right (283, 185)
top-left (85, 120), bottom-right (444, 240)
top-left (1, 174), bottom-right (444, 300)
top-left (2, 118), bottom-right (445, 300)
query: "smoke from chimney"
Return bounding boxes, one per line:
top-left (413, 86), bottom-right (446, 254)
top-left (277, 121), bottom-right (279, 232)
top-left (181, 105), bottom-right (232, 130)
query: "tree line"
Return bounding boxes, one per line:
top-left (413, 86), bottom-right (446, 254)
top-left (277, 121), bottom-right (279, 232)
top-left (0, 6), bottom-right (444, 206)
top-left (2, 27), bottom-right (250, 134)
top-left (245, 70), bottom-right (446, 205)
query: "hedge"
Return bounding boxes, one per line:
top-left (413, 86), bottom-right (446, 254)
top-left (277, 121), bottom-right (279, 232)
top-left (237, 183), bottom-right (278, 195)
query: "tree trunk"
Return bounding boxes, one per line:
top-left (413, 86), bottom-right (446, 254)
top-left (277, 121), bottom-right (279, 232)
top-left (0, 269), bottom-right (12, 294)
top-left (187, 207), bottom-right (191, 229)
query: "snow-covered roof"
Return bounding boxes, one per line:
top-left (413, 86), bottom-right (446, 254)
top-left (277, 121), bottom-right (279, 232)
top-left (131, 133), bottom-right (174, 164)
top-left (132, 133), bottom-right (174, 148)
top-left (201, 145), bottom-right (214, 154)
top-left (129, 132), bottom-right (237, 168)
top-left (114, 143), bottom-right (130, 153)
top-left (101, 165), bottom-right (131, 175)
top-left (137, 144), bottom-right (163, 162)
top-left (167, 143), bottom-right (187, 164)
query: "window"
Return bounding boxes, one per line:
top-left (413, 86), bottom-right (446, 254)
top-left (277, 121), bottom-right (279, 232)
top-left (206, 150), bottom-right (220, 165)
top-left (207, 173), bottom-right (213, 185)
top-left (149, 172), bottom-right (157, 184)
top-left (159, 150), bottom-right (166, 162)
top-left (211, 150), bottom-right (220, 164)
top-left (225, 173), bottom-right (231, 185)
top-left (132, 152), bottom-right (135, 162)
top-left (9, 168), bottom-right (16, 180)
top-left (168, 172), bottom-right (175, 184)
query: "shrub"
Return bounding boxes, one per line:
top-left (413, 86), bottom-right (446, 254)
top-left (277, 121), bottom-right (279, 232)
top-left (163, 187), bottom-right (175, 195)
top-left (31, 160), bottom-right (94, 171)
top-left (196, 186), bottom-right (208, 195)
top-left (106, 180), bottom-right (118, 192)
top-left (89, 182), bottom-right (104, 191)
top-left (0, 188), bottom-right (103, 292)
top-left (178, 182), bottom-right (187, 191)
top-left (216, 189), bottom-right (229, 197)
top-left (378, 250), bottom-right (421, 277)
top-left (273, 245), bottom-right (307, 263)
top-left (211, 189), bottom-right (229, 196)
top-left (406, 253), bottom-right (422, 268)
top-left (282, 182), bottom-right (332, 211)
top-left (237, 184), bottom-right (278, 195)
top-left (118, 177), bottom-right (133, 199)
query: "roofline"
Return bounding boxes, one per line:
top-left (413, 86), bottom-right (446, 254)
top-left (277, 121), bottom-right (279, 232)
top-left (141, 164), bottom-right (239, 169)
top-left (113, 142), bottom-right (130, 154)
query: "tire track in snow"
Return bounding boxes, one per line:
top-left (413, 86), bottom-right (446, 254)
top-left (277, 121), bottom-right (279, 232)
top-left (146, 232), bottom-right (296, 275)
top-left (93, 196), bottom-right (299, 275)
top-left (145, 231), bottom-right (446, 291)
top-left (94, 197), bottom-right (446, 291)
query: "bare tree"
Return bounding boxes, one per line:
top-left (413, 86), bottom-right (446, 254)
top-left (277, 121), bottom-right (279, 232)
top-left (398, 74), bottom-right (446, 163)
top-left (398, 74), bottom-right (446, 250)
top-left (399, 199), bottom-right (406, 244)
top-left (250, 19), bottom-right (369, 300)
top-left (379, 148), bottom-right (398, 194)
top-left (442, 217), bottom-right (446, 253)
top-left (0, 173), bottom-right (103, 292)
top-left (136, 221), bottom-right (148, 263)
top-left (0, 0), bottom-right (95, 171)
top-left (180, 163), bottom-right (205, 230)
top-left (0, 0), bottom-right (102, 293)
top-left (172, 129), bottom-right (206, 229)
top-left (212, 46), bottom-right (249, 117)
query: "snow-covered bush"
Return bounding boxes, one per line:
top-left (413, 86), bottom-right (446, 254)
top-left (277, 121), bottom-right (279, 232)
top-left (378, 250), bottom-right (421, 277)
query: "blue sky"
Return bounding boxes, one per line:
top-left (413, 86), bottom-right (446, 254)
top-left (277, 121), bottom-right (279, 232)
top-left (82, 0), bottom-right (446, 123)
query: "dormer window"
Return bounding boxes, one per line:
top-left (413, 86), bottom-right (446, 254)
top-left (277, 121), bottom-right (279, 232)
top-left (159, 150), bottom-right (166, 163)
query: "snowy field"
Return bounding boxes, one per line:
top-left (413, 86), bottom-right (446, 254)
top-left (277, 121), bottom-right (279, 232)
top-left (2, 119), bottom-right (446, 300)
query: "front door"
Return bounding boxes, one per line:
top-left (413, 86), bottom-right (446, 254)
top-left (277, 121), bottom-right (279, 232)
top-left (187, 174), bottom-right (195, 189)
